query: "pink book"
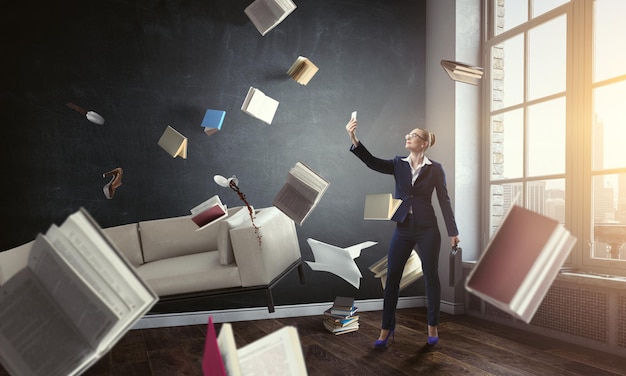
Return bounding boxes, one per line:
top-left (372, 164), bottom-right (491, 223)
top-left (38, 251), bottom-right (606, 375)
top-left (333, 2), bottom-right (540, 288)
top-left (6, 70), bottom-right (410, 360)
top-left (202, 316), bottom-right (227, 376)
top-left (465, 205), bottom-right (576, 323)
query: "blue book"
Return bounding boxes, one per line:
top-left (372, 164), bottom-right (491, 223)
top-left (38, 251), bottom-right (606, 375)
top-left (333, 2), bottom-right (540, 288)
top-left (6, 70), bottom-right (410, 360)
top-left (201, 109), bottom-right (226, 136)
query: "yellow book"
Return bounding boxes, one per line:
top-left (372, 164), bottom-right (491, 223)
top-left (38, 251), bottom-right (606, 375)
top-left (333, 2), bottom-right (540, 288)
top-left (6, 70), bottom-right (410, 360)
top-left (157, 125), bottom-right (188, 159)
top-left (364, 193), bottom-right (401, 220)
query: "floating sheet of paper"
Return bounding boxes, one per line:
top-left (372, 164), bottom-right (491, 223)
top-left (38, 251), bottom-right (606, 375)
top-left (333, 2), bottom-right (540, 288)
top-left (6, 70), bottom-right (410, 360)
top-left (305, 238), bottom-right (377, 289)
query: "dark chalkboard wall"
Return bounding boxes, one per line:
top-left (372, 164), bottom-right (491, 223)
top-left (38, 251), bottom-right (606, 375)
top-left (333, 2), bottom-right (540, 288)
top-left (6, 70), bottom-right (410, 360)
top-left (0, 0), bottom-right (426, 311)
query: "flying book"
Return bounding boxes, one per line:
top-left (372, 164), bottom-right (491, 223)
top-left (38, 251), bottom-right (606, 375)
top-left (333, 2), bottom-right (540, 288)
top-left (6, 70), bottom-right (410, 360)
top-left (244, 0), bottom-right (297, 36)
top-left (203, 317), bottom-right (227, 376)
top-left (273, 162), bottom-right (330, 226)
top-left (465, 205), bottom-right (576, 323)
top-left (241, 87), bottom-right (279, 125)
top-left (213, 322), bottom-right (308, 375)
top-left (190, 195), bottom-right (228, 231)
top-left (287, 56), bottom-right (319, 85)
top-left (158, 125), bottom-right (188, 159)
top-left (201, 109), bottom-right (226, 136)
top-left (305, 238), bottom-right (377, 289)
top-left (0, 208), bottom-right (157, 376)
top-left (364, 193), bottom-right (402, 220)
top-left (369, 250), bottom-right (423, 291)
top-left (440, 60), bottom-right (484, 85)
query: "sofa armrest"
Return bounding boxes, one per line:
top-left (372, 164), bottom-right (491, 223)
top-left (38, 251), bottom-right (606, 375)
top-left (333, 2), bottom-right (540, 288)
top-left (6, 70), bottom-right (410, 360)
top-left (229, 207), bottom-right (301, 287)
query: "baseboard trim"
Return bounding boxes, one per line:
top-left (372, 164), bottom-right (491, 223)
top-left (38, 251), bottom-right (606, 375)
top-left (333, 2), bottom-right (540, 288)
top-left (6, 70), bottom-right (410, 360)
top-left (134, 296), bottom-right (426, 329)
top-left (441, 300), bottom-right (465, 315)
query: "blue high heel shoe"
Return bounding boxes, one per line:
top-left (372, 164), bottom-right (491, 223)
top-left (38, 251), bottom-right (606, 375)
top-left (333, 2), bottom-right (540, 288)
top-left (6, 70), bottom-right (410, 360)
top-left (373, 329), bottom-right (395, 349)
top-left (427, 336), bottom-right (439, 346)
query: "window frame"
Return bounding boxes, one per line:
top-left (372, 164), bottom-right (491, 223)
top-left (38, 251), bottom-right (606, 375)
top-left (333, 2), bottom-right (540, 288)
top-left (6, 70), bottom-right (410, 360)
top-left (483, 0), bottom-right (626, 276)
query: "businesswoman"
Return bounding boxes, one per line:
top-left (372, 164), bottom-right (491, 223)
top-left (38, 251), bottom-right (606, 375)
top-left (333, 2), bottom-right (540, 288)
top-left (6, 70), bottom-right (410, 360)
top-left (345, 117), bottom-right (460, 349)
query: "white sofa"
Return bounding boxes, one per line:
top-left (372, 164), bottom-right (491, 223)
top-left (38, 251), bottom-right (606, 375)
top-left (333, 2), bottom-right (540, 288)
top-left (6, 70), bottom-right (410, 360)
top-left (0, 206), bottom-right (304, 313)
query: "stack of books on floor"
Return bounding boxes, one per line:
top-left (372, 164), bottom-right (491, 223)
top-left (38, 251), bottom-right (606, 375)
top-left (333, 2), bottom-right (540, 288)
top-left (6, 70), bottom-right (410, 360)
top-left (323, 296), bottom-right (359, 335)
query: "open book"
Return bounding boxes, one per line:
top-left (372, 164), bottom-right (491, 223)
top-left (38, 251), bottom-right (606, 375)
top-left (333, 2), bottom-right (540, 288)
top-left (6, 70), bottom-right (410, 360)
top-left (465, 205), bottom-right (576, 323)
top-left (244, 0), bottom-right (297, 36)
top-left (201, 109), bottom-right (226, 136)
top-left (272, 161), bottom-right (330, 226)
top-left (287, 56), bottom-right (319, 85)
top-left (369, 250), bottom-right (423, 291)
top-left (190, 195), bottom-right (228, 231)
top-left (305, 238), bottom-right (377, 289)
top-left (241, 87), bottom-right (279, 125)
top-left (203, 317), bottom-right (308, 376)
top-left (364, 193), bottom-right (401, 220)
top-left (440, 60), bottom-right (484, 85)
top-left (158, 125), bottom-right (188, 159)
top-left (0, 208), bottom-right (157, 376)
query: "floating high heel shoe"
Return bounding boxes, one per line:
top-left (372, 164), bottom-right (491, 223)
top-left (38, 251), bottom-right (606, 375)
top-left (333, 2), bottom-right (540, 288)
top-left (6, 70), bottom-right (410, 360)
top-left (103, 167), bottom-right (123, 199)
top-left (373, 329), bottom-right (395, 349)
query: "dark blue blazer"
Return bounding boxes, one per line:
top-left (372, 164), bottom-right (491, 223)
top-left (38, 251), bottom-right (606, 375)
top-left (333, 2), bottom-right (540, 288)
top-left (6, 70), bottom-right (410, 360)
top-left (350, 142), bottom-right (459, 236)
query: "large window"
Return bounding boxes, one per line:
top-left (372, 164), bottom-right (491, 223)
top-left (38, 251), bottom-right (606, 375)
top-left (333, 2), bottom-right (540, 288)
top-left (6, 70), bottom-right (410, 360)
top-left (486, 0), bottom-right (626, 275)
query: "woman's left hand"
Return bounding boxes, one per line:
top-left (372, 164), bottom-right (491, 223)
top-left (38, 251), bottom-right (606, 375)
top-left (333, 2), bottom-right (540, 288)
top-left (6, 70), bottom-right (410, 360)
top-left (451, 236), bottom-right (460, 247)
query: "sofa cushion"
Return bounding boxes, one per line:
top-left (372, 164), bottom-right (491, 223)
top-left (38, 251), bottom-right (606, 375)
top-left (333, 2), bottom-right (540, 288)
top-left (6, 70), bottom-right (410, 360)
top-left (230, 207), bottom-right (301, 287)
top-left (139, 215), bottom-right (224, 263)
top-left (217, 206), bottom-right (253, 265)
top-left (135, 251), bottom-right (241, 296)
top-left (103, 223), bottom-right (143, 268)
top-left (0, 241), bottom-right (34, 286)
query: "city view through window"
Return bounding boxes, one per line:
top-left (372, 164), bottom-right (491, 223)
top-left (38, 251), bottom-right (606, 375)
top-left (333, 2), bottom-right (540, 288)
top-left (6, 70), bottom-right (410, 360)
top-left (487, 0), bottom-right (626, 268)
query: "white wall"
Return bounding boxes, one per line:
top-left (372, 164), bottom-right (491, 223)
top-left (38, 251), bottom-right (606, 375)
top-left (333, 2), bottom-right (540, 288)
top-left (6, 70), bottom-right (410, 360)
top-left (426, 0), bottom-right (482, 310)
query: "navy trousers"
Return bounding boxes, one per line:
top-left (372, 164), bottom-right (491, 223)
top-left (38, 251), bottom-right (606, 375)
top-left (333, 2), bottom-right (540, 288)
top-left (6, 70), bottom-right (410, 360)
top-left (382, 214), bottom-right (442, 330)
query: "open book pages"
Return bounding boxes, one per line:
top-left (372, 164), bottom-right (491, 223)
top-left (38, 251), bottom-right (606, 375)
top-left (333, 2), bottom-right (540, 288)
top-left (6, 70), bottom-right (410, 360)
top-left (440, 59), bottom-right (484, 85)
top-left (364, 193), bottom-right (401, 220)
top-left (218, 323), bottom-right (307, 376)
top-left (190, 195), bottom-right (228, 231)
top-left (157, 125), bottom-right (188, 159)
top-left (305, 239), bottom-right (377, 289)
top-left (465, 205), bottom-right (576, 323)
top-left (369, 250), bottom-right (423, 291)
top-left (272, 161), bottom-right (330, 225)
top-left (241, 87), bottom-right (279, 124)
top-left (287, 56), bottom-right (319, 85)
top-left (244, 0), bottom-right (297, 36)
top-left (0, 208), bottom-right (157, 376)
top-left (215, 322), bottom-right (241, 376)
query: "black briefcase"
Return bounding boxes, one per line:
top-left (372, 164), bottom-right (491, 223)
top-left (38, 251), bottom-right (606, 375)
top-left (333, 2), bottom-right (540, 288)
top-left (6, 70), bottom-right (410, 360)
top-left (449, 245), bottom-right (463, 287)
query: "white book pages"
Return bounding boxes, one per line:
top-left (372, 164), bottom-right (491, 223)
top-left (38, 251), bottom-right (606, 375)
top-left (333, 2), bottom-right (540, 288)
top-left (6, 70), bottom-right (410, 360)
top-left (241, 87), bottom-right (279, 124)
top-left (244, 0), bottom-right (296, 36)
top-left (0, 269), bottom-right (93, 376)
top-left (56, 210), bottom-right (157, 352)
top-left (237, 326), bottom-right (307, 376)
top-left (30, 233), bottom-right (119, 347)
top-left (217, 323), bottom-right (243, 376)
top-left (305, 239), bottom-right (377, 289)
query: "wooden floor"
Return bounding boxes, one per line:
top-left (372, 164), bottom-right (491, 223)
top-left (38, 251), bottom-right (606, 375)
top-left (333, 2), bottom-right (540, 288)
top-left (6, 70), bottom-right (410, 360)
top-left (3, 308), bottom-right (626, 375)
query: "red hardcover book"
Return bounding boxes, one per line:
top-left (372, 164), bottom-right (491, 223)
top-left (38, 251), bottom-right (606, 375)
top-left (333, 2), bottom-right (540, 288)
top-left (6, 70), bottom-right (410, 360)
top-left (190, 195), bottom-right (228, 231)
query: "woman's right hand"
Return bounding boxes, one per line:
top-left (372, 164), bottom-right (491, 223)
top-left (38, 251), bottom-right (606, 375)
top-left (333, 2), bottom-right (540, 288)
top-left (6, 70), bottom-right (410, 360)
top-left (345, 118), bottom-right (359, 146)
